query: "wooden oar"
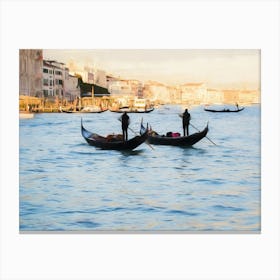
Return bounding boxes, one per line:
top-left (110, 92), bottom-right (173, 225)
top-left (189, 122), bottom-right (217, 146)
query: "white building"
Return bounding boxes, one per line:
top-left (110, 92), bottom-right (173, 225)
top-left (19, 49), bottom-right (43, 97)
top-left (43, 60), bottom-right (69, 98)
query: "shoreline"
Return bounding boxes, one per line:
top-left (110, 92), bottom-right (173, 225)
top-left (19, 102), bottom-right (260, 114)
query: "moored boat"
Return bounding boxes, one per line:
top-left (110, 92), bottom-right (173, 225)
top-left (109, 107), bottom-right (154, 113)
top-left (19, 111), bottom-right (34, 119)
top-left (140, 122), bottom-right (209, 146)
top-left (109, 97), bottom-right (154, 113)
top-left (81, 119), bottom-right (149, 150)
top-left (62, 107), bottom-right (108, 113)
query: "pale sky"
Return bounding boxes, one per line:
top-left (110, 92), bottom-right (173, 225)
top-left (43, 49), bottom-right (260, 89)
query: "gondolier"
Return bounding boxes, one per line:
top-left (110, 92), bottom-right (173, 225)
top-left (121, 112), bottom-right (130, 141)
top-left (182, 108), bottom-right (191, 136)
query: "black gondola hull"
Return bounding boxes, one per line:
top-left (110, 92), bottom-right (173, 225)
top-left (109, 107), bottom-right (154, 113)
top-left (62, 109), bottom-right (108, 113)
top-left (81, 120), bottom-right (148, 150)
top-left (204, 107), bottom-right (244, 113)
top-left (146, 125), bottom-right (208, 146)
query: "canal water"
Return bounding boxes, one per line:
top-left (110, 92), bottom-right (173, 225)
top-left (19, 105), bottom-right (261, 232)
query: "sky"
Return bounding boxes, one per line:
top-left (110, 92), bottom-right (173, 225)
top-left (43, 49), bottom-right (260, 89)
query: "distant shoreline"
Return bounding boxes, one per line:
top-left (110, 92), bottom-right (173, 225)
top-left (19, 102), bottom-right (260, 114)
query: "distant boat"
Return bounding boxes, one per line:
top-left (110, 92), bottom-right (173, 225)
top-left (109, 98), bottom-right (154, 113)
top-left (62, 106), bottom-right (108, 113)
top-left (19, 112), bottom-right (34, 119)
top-left (109, 107), bottom-right (154, 113)
top-left (204, 107), bottom-right (244, 113)
top-left (80, 105), bottom-right (108, 113)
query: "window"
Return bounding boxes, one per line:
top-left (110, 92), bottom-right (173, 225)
top-left (43, 90), bottom-right (48, 97)
top-left (50, 80), bottom-right (53, 86)
top-left (49, 69), bottom-right (53, 74)
top-left (59, 80), bottom-right (63, 85)
top-left (55, 70), bottom-right (62, 75)
top-left (43, 79), bottom-right (48, 86)
top-left (43, 68), bottom-right (48, 73)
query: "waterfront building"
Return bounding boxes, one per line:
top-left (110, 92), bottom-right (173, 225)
top-left (42, 60), bottom-right (80, 102)
top-left (94, 70), bottom-right (107, 88)
top-left (206, 88), bottom-right (224, 104)
top-left (42, 60), bottom-right (68, 100)
top-left (180, 83), bottom-right (207, 105)
top-left (143, 81), bottom-right (171, 104)
top-left (19, 49), bottom-right (43, 97)
top-left (73, 67), bottom-right (107, 88)
top-left (64, 74), bottom-right (80, 101)
top-left (223, 89), bottom-right (240, 104)
top-left (238, 89), bottom-right (260, 104)
top-left (108, 79), bottom-right (140, 97)
top-left (168, 86), bottom-right (181, 104)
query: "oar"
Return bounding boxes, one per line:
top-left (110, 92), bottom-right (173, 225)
top-left (178, 113), bottom-right (217, 146)
top-left (118, 119), bottom-right (154, 150)
top-left (129, 125), bottom-right (155, 150)
top-left (189, 122), bottom-right (217, 146)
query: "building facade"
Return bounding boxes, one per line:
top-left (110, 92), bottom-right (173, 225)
top-left (108, 79), bottom-right (141, 97)
top-left (206, 88), bottom-right (224, 104)
top-left (223, 89), bottom-right (240, 104)
top-left (64, 74), bottom-right (80, 101)
top-left (19, 49), bottom-right (43, 97)
top-left (180, 83), bottom-right (207, 105)
top-left (43, 60), bottom-right (65, 99)
top-left (143, 81), bottom-right (171, 104)
top-left (238, 89), bottom-right (260, 104)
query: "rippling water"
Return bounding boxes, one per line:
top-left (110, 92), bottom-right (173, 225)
top-left (19, 105), bottom-right (261, 232)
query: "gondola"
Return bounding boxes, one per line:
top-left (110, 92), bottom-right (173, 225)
top-left (109, 107), bottom-right (154, 113)
top-left (204, 107), bottom-right (244, 113)
top-left (62, 108), bottom-right (108, 113)
top-left (140, 123), bottom-right (209, 146)
top-left (81, 119), bottom-right (149, 150)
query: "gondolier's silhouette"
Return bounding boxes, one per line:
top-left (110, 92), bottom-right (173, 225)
top-left (182, 108), bottom-right (191, 136)
top-left (121, 112), bottom-right (130, 141)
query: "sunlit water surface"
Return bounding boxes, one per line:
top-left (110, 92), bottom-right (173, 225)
top-left (19, 105), bottom-right (260, 232)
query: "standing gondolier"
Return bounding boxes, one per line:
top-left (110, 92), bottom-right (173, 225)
top-left (121, 112), bottom-right (130, 141)
top-left (182, 108), bottom-right (191, 136)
